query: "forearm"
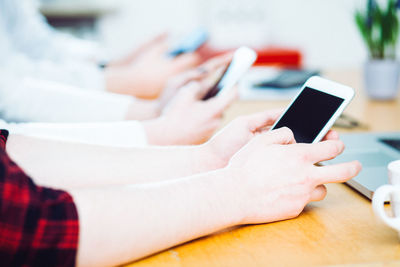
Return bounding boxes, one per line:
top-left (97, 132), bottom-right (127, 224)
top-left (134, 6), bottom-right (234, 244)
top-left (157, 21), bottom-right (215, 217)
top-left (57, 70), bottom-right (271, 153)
top-left (104, 68), bottom-right (161, 99)
top-left (5, 134), bottom-right (224, 190)
top-left (4, 121), bottom-right (147, 147)
top-left (71, 168), bottom-right (238, 267)
top-left (125, 99), bottom-right (161, 120)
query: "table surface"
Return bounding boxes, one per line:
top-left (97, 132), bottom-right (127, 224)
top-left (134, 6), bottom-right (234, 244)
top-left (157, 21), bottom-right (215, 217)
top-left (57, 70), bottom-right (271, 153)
top-left (127, 70), bottom-right (400, 267)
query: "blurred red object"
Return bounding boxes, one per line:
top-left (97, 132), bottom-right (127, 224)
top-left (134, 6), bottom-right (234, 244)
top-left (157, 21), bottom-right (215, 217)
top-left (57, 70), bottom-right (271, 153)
top-left (198, 44), bottom-right (302, 68)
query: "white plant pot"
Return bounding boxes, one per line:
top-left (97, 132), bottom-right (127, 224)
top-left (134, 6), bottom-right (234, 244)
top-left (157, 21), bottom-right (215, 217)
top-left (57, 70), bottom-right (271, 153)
top-left (364, 60), bottom-right (400, 100)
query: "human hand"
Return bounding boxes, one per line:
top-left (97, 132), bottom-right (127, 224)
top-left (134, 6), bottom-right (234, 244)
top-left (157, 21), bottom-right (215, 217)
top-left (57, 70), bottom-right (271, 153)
top-left (203, 110), bottom-right (341, 170)
top-left (201, 110), bottom-right (283, 168)
top-left (143, 80), bottom-right (237, 146)
top-left (105, 35), bottom-right (201, 99)
top-left (224, 129), bottom-right (361, 225)
top-left (107, 33), bottom-right (169, 67)
top-left (158, 53), bottom-right (233, 110)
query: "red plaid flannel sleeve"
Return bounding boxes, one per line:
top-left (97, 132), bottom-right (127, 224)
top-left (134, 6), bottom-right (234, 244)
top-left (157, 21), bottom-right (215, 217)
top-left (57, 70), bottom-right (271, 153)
top-left (0, 130), bottom-right (79, 267)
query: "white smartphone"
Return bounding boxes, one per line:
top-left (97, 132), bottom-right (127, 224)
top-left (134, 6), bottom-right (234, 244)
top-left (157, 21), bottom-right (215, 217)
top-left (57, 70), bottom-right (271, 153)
top-left (271, 76), bottom-right (355, 143)
top-left (203, 46), bottom-right (257, 100)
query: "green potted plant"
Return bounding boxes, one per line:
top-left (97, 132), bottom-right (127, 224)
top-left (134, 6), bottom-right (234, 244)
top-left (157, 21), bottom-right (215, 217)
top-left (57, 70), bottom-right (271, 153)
top-left (355, 0), bottom-right (400, 99)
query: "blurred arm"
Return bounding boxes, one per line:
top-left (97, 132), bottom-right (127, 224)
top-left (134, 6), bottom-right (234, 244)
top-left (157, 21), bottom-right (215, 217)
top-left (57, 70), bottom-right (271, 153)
top-left (0, 0), bottom-right (102, 62)
top-left (2, 121), bottom-right (148, 148)
top-left (5, 134), bottom-right (222, 190)
top-left (0, 77), bottom-right (134, 123)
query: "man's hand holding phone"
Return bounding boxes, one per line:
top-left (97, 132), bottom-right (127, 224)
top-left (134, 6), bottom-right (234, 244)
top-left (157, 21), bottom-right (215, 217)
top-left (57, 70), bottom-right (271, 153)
top-left (271, 76), bottom-right (355, 144)
top-left (202, 46), bottom-right (258, 100)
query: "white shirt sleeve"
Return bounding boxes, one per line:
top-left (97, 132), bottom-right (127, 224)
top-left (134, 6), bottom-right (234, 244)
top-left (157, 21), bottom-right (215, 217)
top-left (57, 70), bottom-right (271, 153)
top-left (0, 0), bottom-right (102, 62)
top-left (0, 119), bottom-right (148, 147)
top-left (0, 0), bottom-right (106, 91)
top-left (5, 51), bottom-right (106, 91)
top-left (0, 77), bottom-right (133, 123)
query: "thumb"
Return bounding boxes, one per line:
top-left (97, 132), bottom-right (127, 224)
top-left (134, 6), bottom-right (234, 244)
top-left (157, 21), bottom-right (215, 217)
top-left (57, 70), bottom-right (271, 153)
top-left (206, 87), bottom-right (238, 117)
top-left (244, 109), bottom-right (285, 132)
top-left (181, 81), bottom-right (204, 100)
top-left (134, 33), bottom-right (169, 57)
top-left (173, 53), bottom-right (202, 72)
top-left (147, 40), bottom-right (170, 58)
top-left (258, 127), bottom-right (296, 146)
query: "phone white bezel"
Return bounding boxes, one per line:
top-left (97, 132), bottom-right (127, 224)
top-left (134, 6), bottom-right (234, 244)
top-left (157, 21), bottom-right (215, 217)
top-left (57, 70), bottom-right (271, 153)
top-left (271, 76), bottom-right (355, 144)
top-left (217, 46), bottom-right (257, 97)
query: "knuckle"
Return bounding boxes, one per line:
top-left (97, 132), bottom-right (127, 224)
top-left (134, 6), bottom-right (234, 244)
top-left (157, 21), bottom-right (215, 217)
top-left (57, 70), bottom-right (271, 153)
top-left (337, 141), bottom-right (345, 154)
top-left (280, 126), bottom-right (291, 135)
top-left (349, 162), bottom-right (361, 177)
top-left (279, 127), bottom-right (294, 141)
top-left (327, 142), bottom-right (341, 156)
top-left (343, 168), bottom-right (352, 178)
top-left (341, 166), bottom-right (355, 178)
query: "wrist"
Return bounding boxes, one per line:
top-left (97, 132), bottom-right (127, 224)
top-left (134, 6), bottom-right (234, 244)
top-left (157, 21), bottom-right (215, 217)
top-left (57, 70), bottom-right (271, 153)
top-left (205, 167), bottom-right (245, 227)
top-left (194, 143), bottom-right (229, 173)
top-left (141, 117), bottom-right (172, 146)
top-left (125, 100), bottom-right (162, 121)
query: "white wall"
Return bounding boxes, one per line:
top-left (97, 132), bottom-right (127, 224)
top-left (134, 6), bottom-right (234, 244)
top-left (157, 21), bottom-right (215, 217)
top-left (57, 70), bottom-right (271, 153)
top-left (98, 0), bottom-right (368, 69)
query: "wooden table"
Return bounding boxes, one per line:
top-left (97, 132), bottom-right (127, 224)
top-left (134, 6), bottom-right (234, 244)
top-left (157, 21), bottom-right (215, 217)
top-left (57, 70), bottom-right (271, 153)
top-left (127, 70), bottom-right (400, 267)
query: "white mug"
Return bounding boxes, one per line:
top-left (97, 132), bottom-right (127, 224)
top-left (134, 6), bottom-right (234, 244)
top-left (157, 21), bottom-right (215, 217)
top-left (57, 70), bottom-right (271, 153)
top-left (372, 160), bottom-right (400, 237)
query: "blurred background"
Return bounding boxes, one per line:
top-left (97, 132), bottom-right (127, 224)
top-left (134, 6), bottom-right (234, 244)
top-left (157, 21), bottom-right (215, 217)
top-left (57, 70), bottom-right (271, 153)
top-left (40, 0), bottom-right (367, 69)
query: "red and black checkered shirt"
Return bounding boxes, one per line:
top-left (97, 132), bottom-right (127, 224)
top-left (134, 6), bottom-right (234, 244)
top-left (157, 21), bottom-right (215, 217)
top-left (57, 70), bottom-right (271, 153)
top-left (0, 130), bottom-right (79, 267)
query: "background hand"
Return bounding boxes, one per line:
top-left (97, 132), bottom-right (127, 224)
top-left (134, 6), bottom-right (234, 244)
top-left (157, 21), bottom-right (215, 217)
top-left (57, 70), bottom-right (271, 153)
top-left (105, 35), bottom-right (201, 99)
top-left (107, 33), bottom-right (169, 67)
top-left (144, 80), bottom-right (237, 146)
top-left (158, 53), bottom-right (233, 110)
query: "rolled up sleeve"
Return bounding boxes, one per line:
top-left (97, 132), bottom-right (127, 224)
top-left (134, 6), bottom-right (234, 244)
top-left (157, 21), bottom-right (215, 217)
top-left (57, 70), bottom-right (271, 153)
top-left (0, 130), bottom-right (79, 267)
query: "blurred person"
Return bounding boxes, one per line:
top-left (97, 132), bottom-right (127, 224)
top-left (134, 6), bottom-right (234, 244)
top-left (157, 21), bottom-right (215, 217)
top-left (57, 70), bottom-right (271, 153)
top-left (0, 0), bottom-right (201, 99)
top-left (0, 35), bottom-right (231, 123)
top-left (0, 111), bottom-right (362, 267)
top-left (0, 56), bottom-right (236, 146)
top-left (0, 0), bottom-right (237, 147)
top-left (0, 78), bottom-right (236, 146)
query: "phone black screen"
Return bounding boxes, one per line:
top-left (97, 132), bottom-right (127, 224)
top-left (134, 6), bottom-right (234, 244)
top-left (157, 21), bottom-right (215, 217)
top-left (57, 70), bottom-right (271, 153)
top-left (272, 87), bottom-right (344, 143)
top-left (202, 65), bottom-right (230, 100)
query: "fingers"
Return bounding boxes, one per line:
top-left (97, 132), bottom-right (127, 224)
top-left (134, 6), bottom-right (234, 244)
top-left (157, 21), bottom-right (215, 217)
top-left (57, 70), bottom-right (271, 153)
top-left (310, 185), bottom-right (327, 202)
top-left (297, 140), bottom-right (345, 164)
top-left (207, 88), bottom-right (238, 117)
top-left (244, 109), bottom-right (285, 132)
top-left (322, 130), bottom-right (339, 141)
top-left (173, 53), bottom-right (202, 71)
top-left (129, 33), bottom-right (169, 59)
top-left (199, 53), bottom-right (233, 74)
top-left (258, 127), bottom-right (296, 145)
top-left (171, 53), bottom-right (231, 93)
top-left (147, 40), bottom-right (170, 58)
top-left (139, 33), bottom-right (169, 53)
top-left (173, 69), bottom-right (208, 89)
top-left (183, 81), bottom-right (204, 98)
top-left (311, 161), bottom-right (362, 185)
